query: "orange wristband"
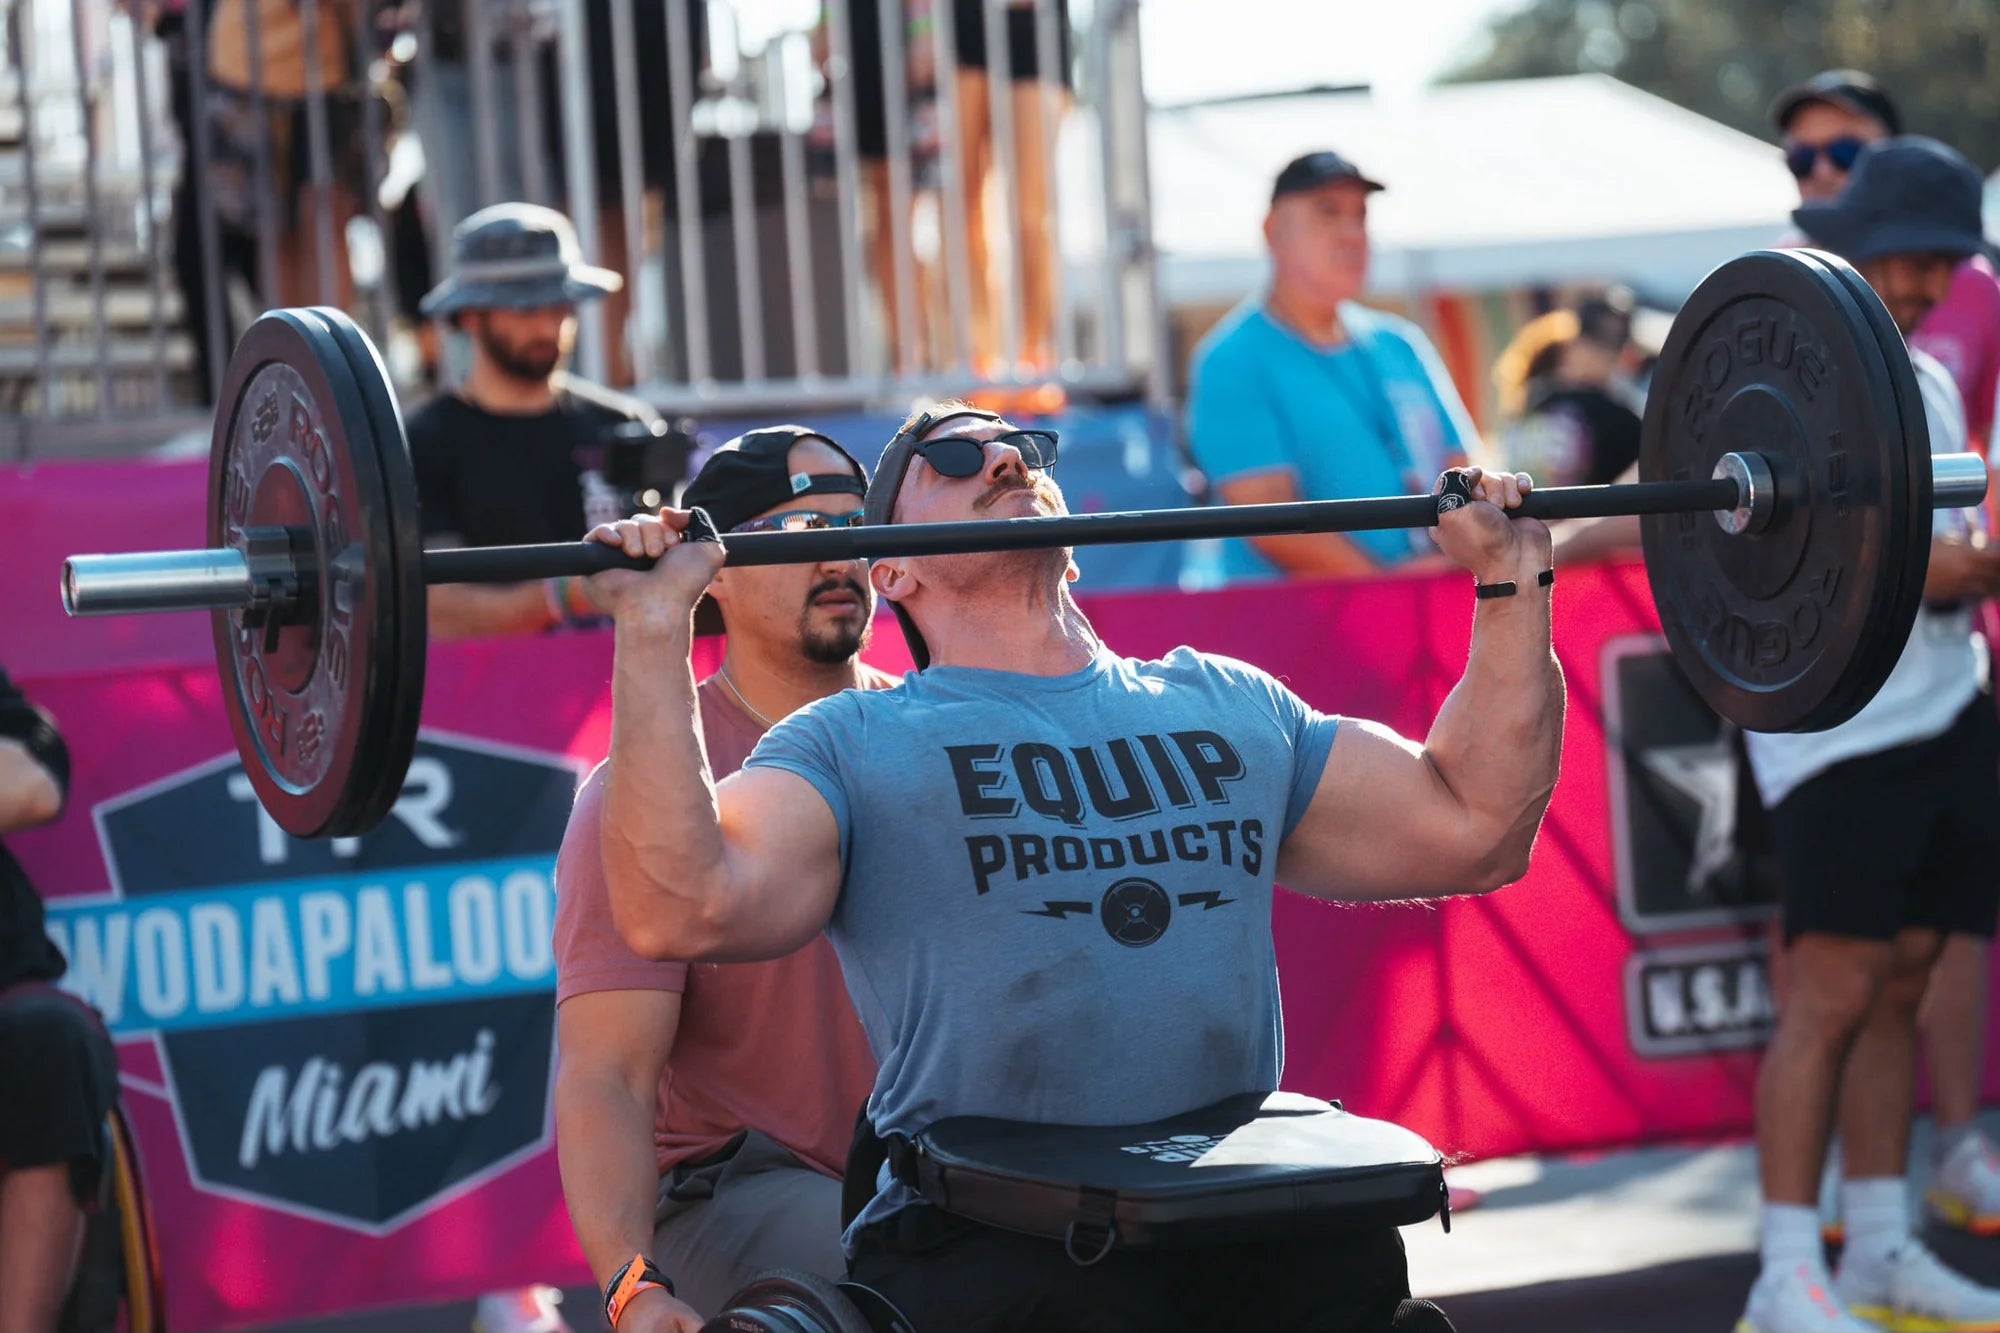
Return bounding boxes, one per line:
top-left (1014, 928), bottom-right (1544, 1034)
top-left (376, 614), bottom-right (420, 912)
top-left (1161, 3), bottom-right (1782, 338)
top-left (604, 1253), bottom-right (672, 1328)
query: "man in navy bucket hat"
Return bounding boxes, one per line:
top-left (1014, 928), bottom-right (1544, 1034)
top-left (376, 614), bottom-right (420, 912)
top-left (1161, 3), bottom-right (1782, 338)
top-left (1737, 135), bottom-right (2000, 1333)
top-left (406, 203), bottom-right (662, 642)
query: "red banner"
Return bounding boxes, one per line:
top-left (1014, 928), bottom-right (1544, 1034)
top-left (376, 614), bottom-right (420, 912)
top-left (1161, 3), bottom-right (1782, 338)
top-left (4, 458), bottom-right (1816, 1326)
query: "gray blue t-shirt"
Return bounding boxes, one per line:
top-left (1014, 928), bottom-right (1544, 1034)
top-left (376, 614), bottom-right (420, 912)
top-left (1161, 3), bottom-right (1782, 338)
top-left (744, 644), bottom-right (1340, 1235)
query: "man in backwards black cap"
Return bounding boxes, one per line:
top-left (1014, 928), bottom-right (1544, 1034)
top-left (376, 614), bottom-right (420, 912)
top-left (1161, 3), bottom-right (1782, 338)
top-left (553, 427), bottom-right (886, 1332)
top-left (576, 390), bottom-right (1552, 1329)
top-left (408, 203), bottom-right (664, 642)
top-left (1737, 137), bottom-right (2000, 1333)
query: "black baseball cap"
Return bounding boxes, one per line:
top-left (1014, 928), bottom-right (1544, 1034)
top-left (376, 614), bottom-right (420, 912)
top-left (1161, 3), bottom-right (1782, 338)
top-left (1769, 70), bottom-right (1902, 136)
top-left (1271, 150), bottom-right (1385, 204)
top-left (683, 425), bottom-right (869, 635)
top-left (1792, 136), bottom-right (1986, 266)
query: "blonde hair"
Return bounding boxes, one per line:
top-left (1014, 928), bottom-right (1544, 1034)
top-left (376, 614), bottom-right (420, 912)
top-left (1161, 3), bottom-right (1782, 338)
top-left (1491, 310), bottom-right (1581, 418)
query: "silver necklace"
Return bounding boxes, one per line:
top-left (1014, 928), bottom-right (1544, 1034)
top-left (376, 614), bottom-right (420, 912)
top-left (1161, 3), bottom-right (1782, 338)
top-left (715, 667), bottom-right (778, 729)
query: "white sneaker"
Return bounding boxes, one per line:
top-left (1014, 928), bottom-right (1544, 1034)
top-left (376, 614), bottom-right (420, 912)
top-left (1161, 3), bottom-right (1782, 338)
top-left (1836, 1240), bottom-right (2000, 1331)
top-left (1930, 1133), bottom-right (2000, 1236)
top-left (471, 1286), bottom-right (572, 1333)
top-left (1738, 1260), bottom-right (1881, 1332)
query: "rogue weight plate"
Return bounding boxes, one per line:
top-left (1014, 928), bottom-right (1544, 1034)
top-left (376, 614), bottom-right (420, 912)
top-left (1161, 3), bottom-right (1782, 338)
top-left (1639, 249), bottom-right (1929, 733)
top-left (1811, 249), bottom-right (1936, 728)
top-left (315, 307), bottom-right (428, 836)
top-left (208, 310), bottom-right (413, 838)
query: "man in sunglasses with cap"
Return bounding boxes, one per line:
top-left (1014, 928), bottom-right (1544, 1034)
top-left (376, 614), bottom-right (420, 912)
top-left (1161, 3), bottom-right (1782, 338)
top-left (579, 403), bottom-right (1559, 1330)
top-left (1772, 71), bottom-right (2000, 450)
top-left (553, 427), bottom-right (885, 1332)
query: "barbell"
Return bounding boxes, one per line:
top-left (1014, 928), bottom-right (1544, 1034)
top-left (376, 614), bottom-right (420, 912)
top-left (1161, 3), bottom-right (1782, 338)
top-left (57, 249), bottom-right (1990, 839)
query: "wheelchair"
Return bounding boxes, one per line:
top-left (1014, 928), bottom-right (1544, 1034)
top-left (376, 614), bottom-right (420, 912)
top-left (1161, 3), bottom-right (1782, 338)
top-left (697, 1094), bottom-right (1459, 1333)
top-left (700, 1270), bottom-right (905, 1333)
top-left (697, 1273), bottom-right (1457, 1333)
top-left (59, 1105), bottom-right (167, 1333)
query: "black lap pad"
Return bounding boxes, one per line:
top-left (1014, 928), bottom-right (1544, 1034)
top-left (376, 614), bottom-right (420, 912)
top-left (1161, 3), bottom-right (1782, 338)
top-left (896, 1092), bottom-right (1447, 1253)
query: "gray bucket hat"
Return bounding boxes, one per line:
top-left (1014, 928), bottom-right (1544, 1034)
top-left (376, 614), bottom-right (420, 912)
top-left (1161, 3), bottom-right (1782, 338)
top-left (418, 202), bottom-right (623, 319)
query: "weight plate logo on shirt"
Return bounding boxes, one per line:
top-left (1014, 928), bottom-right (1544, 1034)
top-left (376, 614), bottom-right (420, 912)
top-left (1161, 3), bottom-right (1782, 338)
top-left (1101, 877), bottom-right (1172, 947)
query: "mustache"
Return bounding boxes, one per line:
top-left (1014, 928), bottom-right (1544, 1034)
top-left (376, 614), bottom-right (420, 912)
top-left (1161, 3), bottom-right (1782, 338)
top-left (806, 577), bottom-right (869, 607)
top-left (974, 474), bottom-right (1049, 511)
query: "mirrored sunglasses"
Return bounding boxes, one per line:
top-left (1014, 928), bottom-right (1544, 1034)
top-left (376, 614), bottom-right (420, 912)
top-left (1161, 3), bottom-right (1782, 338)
top-left (729, 509), bottom-right (866, 535)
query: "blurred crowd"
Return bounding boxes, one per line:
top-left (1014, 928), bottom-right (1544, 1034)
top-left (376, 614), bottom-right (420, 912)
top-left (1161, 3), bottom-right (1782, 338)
top-left (121, 0), bottom-right (1079, 403)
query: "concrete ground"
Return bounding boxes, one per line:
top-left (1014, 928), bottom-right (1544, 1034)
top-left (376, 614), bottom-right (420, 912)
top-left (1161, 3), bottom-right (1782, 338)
top-left (253, 1115), bottom-right (2000, 1333)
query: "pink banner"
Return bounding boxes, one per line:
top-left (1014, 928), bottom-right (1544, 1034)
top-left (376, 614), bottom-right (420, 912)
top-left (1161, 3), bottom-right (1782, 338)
top-left (5, 457), bottom-right (1828, 1326)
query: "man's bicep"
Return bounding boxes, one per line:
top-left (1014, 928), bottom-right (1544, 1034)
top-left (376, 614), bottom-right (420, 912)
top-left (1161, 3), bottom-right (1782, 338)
top-left (713, 767), bottom-right (846, 960)
top-left (1278, 718), bottom-right (1467, 901)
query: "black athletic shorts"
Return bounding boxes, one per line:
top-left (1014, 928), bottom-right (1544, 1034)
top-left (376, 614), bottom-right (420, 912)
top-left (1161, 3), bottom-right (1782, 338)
top-left (1770, 693), bottom-right (2000, 944)
top-left (848, 1202), bottom-right (1412, 1333)
top-left (0, 986), bottom-right (120, 1205)
top-left (847, 0), bottom-right (890, 160)
top-left (953, 0), bottom-right (1073, 85)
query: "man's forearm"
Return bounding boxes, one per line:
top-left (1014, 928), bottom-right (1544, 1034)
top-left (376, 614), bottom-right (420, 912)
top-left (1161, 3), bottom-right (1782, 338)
top-left (555, 1068), bottom-right (670, 1289)
top-left (600, 621), bottom-right (727, 958)
top-left (1423, 558), bottom-right (1565, 884)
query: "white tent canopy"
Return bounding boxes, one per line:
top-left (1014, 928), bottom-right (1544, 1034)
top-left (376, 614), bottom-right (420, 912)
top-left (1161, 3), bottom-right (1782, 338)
top-left (1149, 74), bottom-right (1802, 309)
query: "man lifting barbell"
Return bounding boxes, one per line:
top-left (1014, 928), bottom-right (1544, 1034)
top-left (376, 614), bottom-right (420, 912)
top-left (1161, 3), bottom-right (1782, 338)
top-left (577, 405), bottom-right (1560, 1331)
top-left (49, 236), bottom-right (2000, 1328)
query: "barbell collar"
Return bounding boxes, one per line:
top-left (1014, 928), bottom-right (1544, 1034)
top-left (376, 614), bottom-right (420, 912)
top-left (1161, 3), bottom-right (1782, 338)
top-left (63, 549), bottom-right (256, 617)
top-left (1712, 452), bottom-right (1776, 536)
top-left (1934, 451), bottom-right (1991, 510)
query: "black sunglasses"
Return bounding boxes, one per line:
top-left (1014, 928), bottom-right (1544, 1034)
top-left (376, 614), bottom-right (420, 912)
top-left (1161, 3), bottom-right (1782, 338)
top-left (1785, 137), bottom-right (1866, 180)
top-left (912, 429), bottom-right (1060, 478)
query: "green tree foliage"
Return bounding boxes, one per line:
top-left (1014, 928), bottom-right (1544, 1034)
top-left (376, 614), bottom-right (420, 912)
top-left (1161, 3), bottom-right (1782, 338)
top-left (1447, 0), bottom-right (2000, 170)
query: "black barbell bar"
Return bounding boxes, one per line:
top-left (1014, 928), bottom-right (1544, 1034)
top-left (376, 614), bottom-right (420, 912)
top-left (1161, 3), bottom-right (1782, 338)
top-left (60, 452), bottom-right (1992, 619)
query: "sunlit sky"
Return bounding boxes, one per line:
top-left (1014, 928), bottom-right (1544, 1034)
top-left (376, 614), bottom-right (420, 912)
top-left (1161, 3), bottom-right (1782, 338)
top-left (1139, 0), bottom-right (1525, 105)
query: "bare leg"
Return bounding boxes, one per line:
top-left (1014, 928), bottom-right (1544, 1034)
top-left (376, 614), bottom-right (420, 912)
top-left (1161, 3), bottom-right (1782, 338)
top-left (1758, 933), bottom-right (1895, 1204)
top-left (1922, 934), bottom-right (1989, 1132)
top-left (0, 1162), bottom-right (87, 1333)
top-left (278, 183), bottom-right (358, 312)
top-left (955, 66), bottom-right (997, 371)
top-left (1008, 79), bottom-right (1067, 373)
top-left (862, 159), bottom-right (916, 374)
top-left (1841, 928), bottom-right (1947, 1179)
top-left (597, 202), bottom-right (635, 387)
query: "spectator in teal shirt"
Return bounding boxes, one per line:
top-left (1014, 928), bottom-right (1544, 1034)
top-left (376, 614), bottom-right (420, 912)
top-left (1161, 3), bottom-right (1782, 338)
top-left (1186, 151), bottom-right (1480, 582)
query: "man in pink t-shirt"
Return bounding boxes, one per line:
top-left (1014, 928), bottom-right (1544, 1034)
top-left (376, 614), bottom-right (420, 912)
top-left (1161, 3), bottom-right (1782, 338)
top-left (553, 427), bottom-right (889, 1330)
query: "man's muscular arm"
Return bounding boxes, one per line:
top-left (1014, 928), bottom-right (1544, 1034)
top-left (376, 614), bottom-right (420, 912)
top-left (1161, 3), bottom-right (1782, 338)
top-left (586, 515), bottom-right (844, 963)
top-left (1279, 469), bottom-right (1565, 900)
top-left (555, 991), bottom-right (707, 1330)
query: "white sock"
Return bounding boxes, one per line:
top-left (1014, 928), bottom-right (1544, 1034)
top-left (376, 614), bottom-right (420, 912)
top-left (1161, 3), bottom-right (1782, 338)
top-left (1841, 1177), bottom-right (1910, 1274)
top-left (1762, 1202), bottom-right (1826, 1271)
